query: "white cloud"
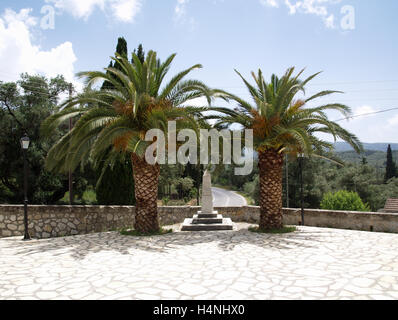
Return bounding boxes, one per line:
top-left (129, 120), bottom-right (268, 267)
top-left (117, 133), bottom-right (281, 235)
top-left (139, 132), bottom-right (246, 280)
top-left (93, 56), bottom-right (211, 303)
top-left (184, 96), bottom-right (209, 107)
top-left (175, 0), bottom-right (189, 21)
top-left (353, 105), bottom-right (376, 118)
top-left (45, 0), bottom-right (142, 23)
top-left (0, 8), bottom-right (77, 85)
top-left (388, 114), bottom-right (398, 127)
top-left (110, 0), bottom-right (142, 23)
top-left (259, 0), bottom-right (343, 28)
top-left (260, 0), bottom-right (279, 8)
top-left (174, 0), bottom-right (196, 30)
top-left (45, 0), bottom-right (105, 20)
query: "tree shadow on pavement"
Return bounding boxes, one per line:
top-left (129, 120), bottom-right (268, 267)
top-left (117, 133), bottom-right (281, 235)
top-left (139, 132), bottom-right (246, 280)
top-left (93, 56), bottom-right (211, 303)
top-left (5, 224), bottom-right (326, 261)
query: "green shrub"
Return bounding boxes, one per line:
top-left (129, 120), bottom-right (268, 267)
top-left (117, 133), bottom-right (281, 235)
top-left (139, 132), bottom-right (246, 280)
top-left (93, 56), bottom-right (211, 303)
top-left (320, 190), bottom-right (370, 212)
top-left (189, 187), bottom-right (198, 200)
top-left (243, 175), bottom-right (260, 205)
top-left (167, 199), bottom-right (186, 206)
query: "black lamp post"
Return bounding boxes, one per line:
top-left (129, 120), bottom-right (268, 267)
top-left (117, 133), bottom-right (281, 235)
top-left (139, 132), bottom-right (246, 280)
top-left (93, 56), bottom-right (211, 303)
top-left (298, 153), bottom-right (305, 226)
top-left (20, 134), bottom-right (31, 241)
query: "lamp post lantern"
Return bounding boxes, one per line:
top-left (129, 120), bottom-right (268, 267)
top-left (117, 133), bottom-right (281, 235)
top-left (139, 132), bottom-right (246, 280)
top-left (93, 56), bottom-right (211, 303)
top-left (20, 134), bottom-right (31, 241)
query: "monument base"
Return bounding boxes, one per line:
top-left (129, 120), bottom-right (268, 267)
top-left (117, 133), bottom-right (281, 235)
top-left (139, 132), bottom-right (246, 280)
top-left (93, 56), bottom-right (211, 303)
top-left (196, 211), bottom-right (219, 218)
top-left (183, 170), bottom-right (234, 231)
top-left (181, 211), bottom-right (234, 231)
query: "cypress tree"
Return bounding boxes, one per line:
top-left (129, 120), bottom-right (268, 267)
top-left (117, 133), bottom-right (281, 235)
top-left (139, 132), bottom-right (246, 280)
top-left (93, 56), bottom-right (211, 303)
top-left (134, 44), bottom-right (145, 64)
top-left (100, 37), bottom-right (128, 91)
top-left (116, 37), bottom-right (128, 59)
top-left (96, 159), bottom-right (135, 205)
top-left (385, 144), bottom-right (397, 182)
top-left (96, 37), bottom-right (136, 205)
top-left (101, 61), bottom-right (114, 91)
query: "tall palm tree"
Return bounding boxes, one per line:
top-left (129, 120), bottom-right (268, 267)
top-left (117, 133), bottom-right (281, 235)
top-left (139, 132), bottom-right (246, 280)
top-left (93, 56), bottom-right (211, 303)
top-left (209, 67), bottom-right (362, 230)
top-left (41, 51), bottom-right (212, 233)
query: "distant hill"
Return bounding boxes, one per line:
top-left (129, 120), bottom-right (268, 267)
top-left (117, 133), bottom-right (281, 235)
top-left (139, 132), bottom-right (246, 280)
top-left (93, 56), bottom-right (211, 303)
top-left (336, 150), bottom-right (398, 169)
top-left (333, 142), bottom-right (398, 152)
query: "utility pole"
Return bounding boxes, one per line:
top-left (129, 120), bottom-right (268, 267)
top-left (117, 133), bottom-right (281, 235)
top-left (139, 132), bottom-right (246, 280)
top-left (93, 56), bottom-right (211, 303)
top-left (299, 155), bottom-right (304, 226)
top-left (68, 83), bottom-right (73, 205)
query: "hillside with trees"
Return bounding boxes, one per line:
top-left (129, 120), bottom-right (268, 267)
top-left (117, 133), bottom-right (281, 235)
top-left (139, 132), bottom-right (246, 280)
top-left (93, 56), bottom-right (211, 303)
top-left (213, 146), bottom-right (398, 212)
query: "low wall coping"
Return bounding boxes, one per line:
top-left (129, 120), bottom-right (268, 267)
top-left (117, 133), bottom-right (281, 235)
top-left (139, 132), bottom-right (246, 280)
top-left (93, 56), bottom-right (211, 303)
top-left (0, 204), bottom-right (397, 215)
top-left (283, 207), bottom-right (398, 217)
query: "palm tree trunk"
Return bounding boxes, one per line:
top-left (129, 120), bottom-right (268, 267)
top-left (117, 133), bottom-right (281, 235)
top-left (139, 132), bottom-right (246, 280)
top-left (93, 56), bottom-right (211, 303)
top-left (258, 149), bottom-right (284, 230)
top-left (131, 153), bottom-right (160, 233)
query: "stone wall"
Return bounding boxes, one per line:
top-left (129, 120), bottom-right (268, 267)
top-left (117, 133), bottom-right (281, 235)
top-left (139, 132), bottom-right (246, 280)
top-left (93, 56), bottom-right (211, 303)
top-left (0, 205), bottom-right (135, 239)
top-left (1, 205), bottom-right (398, 239)
top-left (282, 208), bottom-right (398, 233)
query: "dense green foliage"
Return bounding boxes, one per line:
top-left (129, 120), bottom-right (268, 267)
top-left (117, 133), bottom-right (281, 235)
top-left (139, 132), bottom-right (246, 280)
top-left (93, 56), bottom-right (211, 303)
top-left (320, 190), bottom-right (370, 212)
top-left (0, 74), bottom-right (94, 204)
top-left (159, 163), bottom-right (200, 205)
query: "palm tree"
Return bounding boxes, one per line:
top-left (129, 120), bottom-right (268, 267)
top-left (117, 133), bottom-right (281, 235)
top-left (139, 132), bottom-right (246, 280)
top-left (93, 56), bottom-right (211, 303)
top-left (41, 51), bottom-right (212, 233)
top-left (209, 67), bottom-right (362, 230)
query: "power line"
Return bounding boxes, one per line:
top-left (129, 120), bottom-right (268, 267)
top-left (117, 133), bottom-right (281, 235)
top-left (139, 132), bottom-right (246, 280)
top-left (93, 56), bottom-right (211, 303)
top-left (4, 82), bottom-right (398, 106)
top-left (334, 107), bottom-right (398, 122)
top-left (0, 72), bottom-right (77, 91)
top-left (226, 88), bottom-right (398, 94)
top-left (0, 69), bottom-right (74, 80)
top-left (11, 88), bottom-right (59, 98)
top-left (0, 83), bottom-right (74, 98)
top-left (0, 79), bottom-right (75, 96)
top-left (306, 80), bottom-right (398, 86)
top-left (19, 84), bottom-right (398, 97)
top-left (2, 69), bottom-right (398, 88)
top-left (2, 70), bottom-right (398, 105)
top-left (321, 98), bottom-right (398, 102)
top-left (211, 80), bottom-right (398, 89)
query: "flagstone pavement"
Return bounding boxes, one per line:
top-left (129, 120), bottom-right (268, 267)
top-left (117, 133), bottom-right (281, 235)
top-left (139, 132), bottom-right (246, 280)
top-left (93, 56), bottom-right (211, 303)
top-left (1, 223), bottom-right (398, 300)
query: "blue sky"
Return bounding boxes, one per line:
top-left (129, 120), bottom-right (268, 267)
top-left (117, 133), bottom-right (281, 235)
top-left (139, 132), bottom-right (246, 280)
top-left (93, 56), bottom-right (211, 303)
top-left (1, 0), bottom-right (397, 143)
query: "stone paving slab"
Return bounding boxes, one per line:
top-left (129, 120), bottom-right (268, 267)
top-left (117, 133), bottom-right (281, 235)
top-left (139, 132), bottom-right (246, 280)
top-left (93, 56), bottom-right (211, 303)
top-left (1, 223), bottom-right (398, 300)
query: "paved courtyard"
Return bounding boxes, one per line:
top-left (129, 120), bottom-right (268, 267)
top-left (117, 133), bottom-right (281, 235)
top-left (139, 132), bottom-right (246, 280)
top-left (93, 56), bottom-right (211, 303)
top-left (1, 223), bottom-right (398, 300)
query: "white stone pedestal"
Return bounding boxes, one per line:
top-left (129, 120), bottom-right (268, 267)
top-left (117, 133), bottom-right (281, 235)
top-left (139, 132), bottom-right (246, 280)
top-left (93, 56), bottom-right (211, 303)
top-left (181, 170), bottom-right (233, 231)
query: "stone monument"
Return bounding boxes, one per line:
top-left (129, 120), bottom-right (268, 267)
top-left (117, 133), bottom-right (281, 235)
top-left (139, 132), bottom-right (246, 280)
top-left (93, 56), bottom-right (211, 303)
top-left (181, 170), bottom-right (234, 231)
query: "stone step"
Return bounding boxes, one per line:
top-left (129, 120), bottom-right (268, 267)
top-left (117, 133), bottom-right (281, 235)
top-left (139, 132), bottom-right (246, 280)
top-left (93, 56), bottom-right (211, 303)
top-left (196, 211), bottom-right (219, 218)
top-left (181, 218), bottom-right (234, 231)
top-left (192, 214), bottom-right (223, 224)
